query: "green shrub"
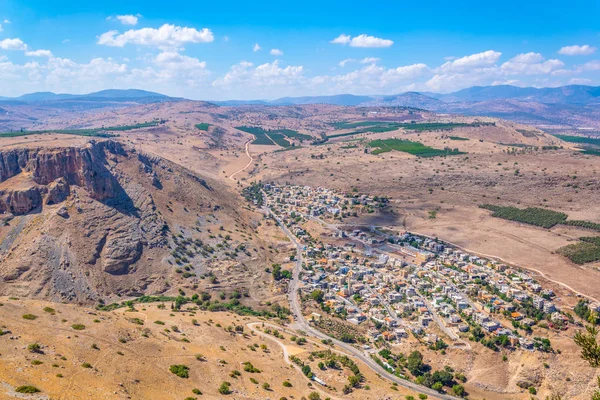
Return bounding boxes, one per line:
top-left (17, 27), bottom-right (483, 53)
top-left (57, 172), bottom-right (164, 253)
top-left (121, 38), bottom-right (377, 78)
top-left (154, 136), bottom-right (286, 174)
top-left (15, 386), bottom-right (40, 394)
top-left (22, 314), bottom-right (37, 320)
top-left (218, 381), bottom-right (231, 395)
top-left (71, 324), bottom-right (86, 330)
top-left (169, 364), bottom-right (189, 378)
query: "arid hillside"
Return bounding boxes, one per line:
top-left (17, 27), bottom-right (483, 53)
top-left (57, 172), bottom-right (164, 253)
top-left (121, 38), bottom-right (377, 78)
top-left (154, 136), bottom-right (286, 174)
top-left (0, 140), bottom-right (271, 304)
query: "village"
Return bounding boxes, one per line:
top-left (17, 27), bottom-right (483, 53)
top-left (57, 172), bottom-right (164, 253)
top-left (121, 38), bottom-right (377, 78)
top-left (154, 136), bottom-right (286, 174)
top-left (260, 184), bottom-right (597, 359)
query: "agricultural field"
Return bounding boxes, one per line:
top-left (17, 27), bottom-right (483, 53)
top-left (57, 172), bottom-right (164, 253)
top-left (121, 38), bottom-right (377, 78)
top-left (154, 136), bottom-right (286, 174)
top-left (195, 122), bottom-right (211, 131)
top-left (479, 205), bottom-right (568, 228)
top-left (235, 126), bottom-right (310, 147)
top-left (554, 134), bottom-right (600, 156)
top-left (368, 138), bottom-right (465, 157)
top-left (558, 238), bottom-right (600, 264)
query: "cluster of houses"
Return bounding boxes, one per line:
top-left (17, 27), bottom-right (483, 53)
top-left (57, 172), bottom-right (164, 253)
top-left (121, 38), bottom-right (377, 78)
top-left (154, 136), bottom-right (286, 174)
top-left (263, 184), bottom-right (567, 352)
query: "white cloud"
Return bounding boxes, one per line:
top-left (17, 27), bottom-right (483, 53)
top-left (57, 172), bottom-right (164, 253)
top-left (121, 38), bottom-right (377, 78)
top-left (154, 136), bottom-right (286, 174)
top-left (253, 43), bottom-right (261, 52)
top-left (0, 38), bottom-right (27, 51)
top-left (3, 19), bottom-right (10, 24)
top-left (330, 34), bottom-right (393, 48)
top-left (569, 78), bottom-right (592, 85)
top-left (25, 49), bottom-right (53, 58)
top-left (501, 52), bottom-right (564, 75)
top-left (116, 14), bottom-right (140, 26)
top-left (339, 57), bottom-right (380, 68)
top-left (579, 60), bottom-right (600, 71)
top-left (558, 45), bottom-right (596, 56)
top-left (437, 50), bottom-right (501, 73)
top-left (270, 48), bottom-right (283, 56)
top-left (0, 24), bottom-right (3, 33)
top-left (339, 58), bottom-right (355, 67)
top-left (330, 34), bottom-right (351, 45)
top-left (213, 60), bottom-right (303, 91)
top-left (97, 24), bottom-right (214, 50)
top-left (360, 57), bottom-right (380, 64)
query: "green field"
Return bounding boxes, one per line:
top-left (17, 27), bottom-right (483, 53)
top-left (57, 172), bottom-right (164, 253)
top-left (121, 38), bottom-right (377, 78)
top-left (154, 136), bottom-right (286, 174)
top-left (563, 220), bottom-right (600, 232)
top-left (267, 132), bottom-right (291, 147)
top-left (0, 121), bottom-right (159, 138)
top-left (328, 121), bottom-right (495, 140)
top-left (554, 134), bottom-right (600, 146)
top-left (368, 138), bottom-right (465, 157)
top-left (558, 240), bottom-right (600, 265)
top-left (195, 123), bottom-right (211, 131)
top-left (479, 204), bottom-right (568, 228)
top-left (448, 136), bottom-right (470, 141)
top-left (235, 126), bottom-right (310, 147)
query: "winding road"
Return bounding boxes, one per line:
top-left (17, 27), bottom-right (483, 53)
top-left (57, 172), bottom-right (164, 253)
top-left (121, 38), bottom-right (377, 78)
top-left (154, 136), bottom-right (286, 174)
top-left (228, 136), bottom-right (254, 181)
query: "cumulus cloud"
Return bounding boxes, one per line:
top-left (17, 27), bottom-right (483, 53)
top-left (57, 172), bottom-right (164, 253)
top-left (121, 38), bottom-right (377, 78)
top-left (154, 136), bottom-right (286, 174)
top-left (330, 34), bottom-right (351, 45)
top-left (253, 43), bottom-right (261, 52)
top-left (437, 50), bottom-right (501, 73)
top-left (339, 58), bottom-right (355, 67)
top-left (213, 60), bottom-right (303, 90)
top-left (501, 52), bottom-right (564, 75)
top-left (25, 49), bottom-right (53, 57)
top-left (97, 24), bottom-right (213, 50)
top-left (360, 57), bottom-right (380, 64)
top-left (0, 38), bottom-right (27, 51)
top-left (578, 60), bottom-right (600, 71)
top-left (116, 14), bottom-right (140, 26)
top-left (339, 57), bottom-right (380, 67)
top-left (270, 48), bottom-right (283, 56)
top-left (558, 45), bottom-right (596, 56)
top-left (330, 34), bottom-right (393, 48)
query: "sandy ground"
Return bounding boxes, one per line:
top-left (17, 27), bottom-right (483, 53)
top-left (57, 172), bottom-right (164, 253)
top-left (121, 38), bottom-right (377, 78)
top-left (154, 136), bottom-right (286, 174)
top-left (0, 298), bottom-right (424, 400)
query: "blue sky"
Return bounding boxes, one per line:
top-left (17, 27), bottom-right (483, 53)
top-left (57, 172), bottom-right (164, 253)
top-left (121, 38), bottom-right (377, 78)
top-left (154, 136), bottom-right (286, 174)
top-left (1, 0), bottom-right (599, 99)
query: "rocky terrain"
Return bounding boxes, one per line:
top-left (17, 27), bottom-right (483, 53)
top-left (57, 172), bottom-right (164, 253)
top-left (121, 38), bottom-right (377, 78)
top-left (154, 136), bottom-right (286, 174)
top-left (0, 140), bottom-right (266, 304)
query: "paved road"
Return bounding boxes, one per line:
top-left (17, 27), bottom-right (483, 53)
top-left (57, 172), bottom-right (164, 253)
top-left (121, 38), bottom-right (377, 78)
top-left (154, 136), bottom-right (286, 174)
top-left (265, 205), bottom-right (460, 400)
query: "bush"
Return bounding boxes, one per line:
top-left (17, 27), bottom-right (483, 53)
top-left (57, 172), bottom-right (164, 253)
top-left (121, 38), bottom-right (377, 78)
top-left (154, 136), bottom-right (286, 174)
top-left (15, 386), bottom-right (40, 394)
top-left (283, 381), bottom-right (292, 387)
top-left (453, 384), bottom-right (466, 397)
top-left (243, 362), bottom-right (261, 373)
top-left (308, 392), bottom-right (321, 400)
top-left (71, 324), bottom-right (86, 330)
top-left (28, 343), bottom-right (42, 353)
top-left (43, 307), bottom-right (56, 314)
top-left (169, 364), bottom-right (190, 378)
top-left (82, 362), bottom-right (92, 368)
top-left (262, 382), bottom-right (270, 390)
top-left (192, 388), bottom-right (202, 395)
top-left (218, 381), bottom-right (231, 395)
top-left (22, 314), bottom-right (37, 320)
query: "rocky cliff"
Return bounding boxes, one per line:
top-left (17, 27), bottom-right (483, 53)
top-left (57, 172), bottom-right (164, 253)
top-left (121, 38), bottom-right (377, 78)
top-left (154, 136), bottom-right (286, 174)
top-left (0, 140), bottom-right (242, 303)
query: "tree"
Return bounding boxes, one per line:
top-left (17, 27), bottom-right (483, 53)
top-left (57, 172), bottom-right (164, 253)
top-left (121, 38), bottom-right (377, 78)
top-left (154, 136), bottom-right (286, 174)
top-left (574, 313), bottom-right (600, 400)
top-left (407, 351), bottom-right (425, 376)
top-left (310, 290), bottom-right (325, 303)
top-left (348, 375), bottom-right (361, 387)
top-left (453, 384), bottom-right (466, 397)
top-left (574, 324), bottom-right (600, 367)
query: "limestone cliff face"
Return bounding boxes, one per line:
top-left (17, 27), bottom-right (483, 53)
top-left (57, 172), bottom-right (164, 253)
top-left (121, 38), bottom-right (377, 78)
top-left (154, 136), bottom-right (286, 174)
top-left (0, 140), bottom-right (175, 302)
top-left (0, 141), bottom-right (123, 214)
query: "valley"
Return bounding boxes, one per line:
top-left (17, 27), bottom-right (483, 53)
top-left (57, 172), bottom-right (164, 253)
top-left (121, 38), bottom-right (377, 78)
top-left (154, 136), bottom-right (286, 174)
top-left (0, 90), bottom-right (598, 399)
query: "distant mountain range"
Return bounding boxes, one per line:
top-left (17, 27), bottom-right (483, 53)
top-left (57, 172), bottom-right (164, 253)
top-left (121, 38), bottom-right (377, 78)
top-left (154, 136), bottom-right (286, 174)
top-left (2, 85), bottom-right (600, 130)
top-left (0, 89), bottom-right (178, 105)
top-left (213, 85), bottom-right (600, 130)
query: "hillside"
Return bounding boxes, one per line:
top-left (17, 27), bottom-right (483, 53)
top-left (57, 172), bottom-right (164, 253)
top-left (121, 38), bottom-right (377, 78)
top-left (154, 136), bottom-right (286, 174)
top-left (0, 140), bottom-right (269, 304)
